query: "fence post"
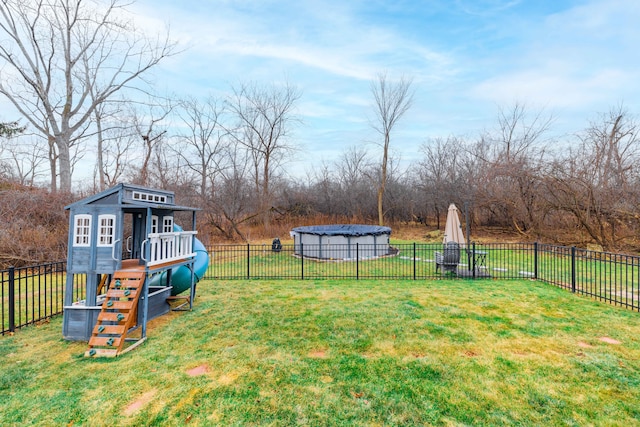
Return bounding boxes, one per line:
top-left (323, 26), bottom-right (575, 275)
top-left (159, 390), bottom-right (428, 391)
top-left (8, 266), bottom-right (15, 333)
top-left (413, 242), bottom-right (416, 280)
top-left (472, 242), bottom-right (477, 279)
top-left (533, 242), bottom-right (538, 280)
top-left (301, 243), bottom-right (304, 280)
top-left (571, 246), bottom-right (576, 293)
top-left (247, 244), bottom-right (250, 280)
top-left (356, 243), bottom-right (359, 280)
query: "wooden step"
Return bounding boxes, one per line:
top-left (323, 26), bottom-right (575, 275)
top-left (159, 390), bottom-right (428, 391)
top-left (88, 336), bottom-right (123, 347)
top-left (91, 324), bottom-right (127, 335)
top-left (85, 348), bottom-right (118, 358)
top-left (101, 300), bottom-right (136, 310)
top-left (121, 259), bottom-right (143, 270)
top-left (105, 289), bottom-right (139, 299)
top-left (97, 312), bottom-right (128, 322)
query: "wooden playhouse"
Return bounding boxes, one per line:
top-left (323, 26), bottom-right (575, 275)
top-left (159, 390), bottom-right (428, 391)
top-left (62, 183), bottom-right (208, 357)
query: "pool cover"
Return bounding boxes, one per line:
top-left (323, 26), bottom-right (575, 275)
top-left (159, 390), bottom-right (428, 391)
top-left (291, 224), bottom-right (391, 237)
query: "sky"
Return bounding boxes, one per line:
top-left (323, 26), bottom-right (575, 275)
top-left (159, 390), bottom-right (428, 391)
top-left (5, 0), bottom-right (640, 181)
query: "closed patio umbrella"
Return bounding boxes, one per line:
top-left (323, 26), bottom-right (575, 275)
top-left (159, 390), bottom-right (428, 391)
top-left (443, 203), bottom-right (466, 246)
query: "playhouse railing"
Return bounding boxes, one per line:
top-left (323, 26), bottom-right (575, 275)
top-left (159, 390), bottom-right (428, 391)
top-left (145, 230), bottom-right (197, 267)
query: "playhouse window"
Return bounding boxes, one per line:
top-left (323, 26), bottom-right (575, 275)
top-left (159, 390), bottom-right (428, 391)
top-left (97, 214), bottom-right (116, 246)
top-left (163, 216), bottom-right (174, 233)
top-left (73, 215), bottom-right (91, 247)
top-left (150, 215), bottom-right (158, 234)
top-left (132, 191), bottom-right (167, 204)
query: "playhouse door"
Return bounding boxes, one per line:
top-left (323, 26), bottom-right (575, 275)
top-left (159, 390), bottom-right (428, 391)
top-left (131, 214), bottom-right (147, 260)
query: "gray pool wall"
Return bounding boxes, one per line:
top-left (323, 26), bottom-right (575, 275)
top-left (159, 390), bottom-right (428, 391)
top-left (290, 225), bottom-right (392, 260)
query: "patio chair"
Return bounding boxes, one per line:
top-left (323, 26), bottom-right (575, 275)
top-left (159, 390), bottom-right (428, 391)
top-left (435, 241), bottom-right (461, 274)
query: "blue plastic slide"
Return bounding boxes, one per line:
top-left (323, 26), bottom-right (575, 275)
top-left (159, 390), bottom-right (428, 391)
top-left (148, 226), bottom-right (209, 295)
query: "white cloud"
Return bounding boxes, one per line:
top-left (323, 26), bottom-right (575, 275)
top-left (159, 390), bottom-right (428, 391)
top-left (134, 0), bottom-right (454, 84)
top-left (470, 0), bottom-right (640, 128)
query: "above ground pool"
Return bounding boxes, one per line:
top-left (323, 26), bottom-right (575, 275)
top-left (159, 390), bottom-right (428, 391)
top-left (290, 224), bottom-right (392, 260)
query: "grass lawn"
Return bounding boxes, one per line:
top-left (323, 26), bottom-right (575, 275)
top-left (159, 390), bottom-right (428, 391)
top-left (1, 278), bottom-right (640, 426)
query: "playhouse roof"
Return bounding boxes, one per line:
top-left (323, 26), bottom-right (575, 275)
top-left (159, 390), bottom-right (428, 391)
top-left (64, 183), bottom-right (200, 212)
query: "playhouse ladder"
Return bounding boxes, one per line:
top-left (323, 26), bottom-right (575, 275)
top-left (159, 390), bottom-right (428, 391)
top-left (85, 270), bottom-right (146, 357)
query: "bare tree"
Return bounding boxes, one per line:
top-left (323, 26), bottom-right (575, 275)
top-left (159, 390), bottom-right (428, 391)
top-left (370, 72), bottom-right (414, 225)
top-left (0, 122), bottom-right (52, 186)
top-left (417, 136), bottom-right (471, 228)
top-left (473, 103), bottom-right (553, 236)
top-left (208, 141), bottom-right (256, 240)
top-left (127, 99), bottom-right (172, 186)
top-left (5, 136), bottom-right (48, 186)
top-left (94, 114), bottom-right (137, 188)
top-left (150, 140), bottom-right (190, 189)
top-left (0, 0), bottom-right (176, 192)
top-left (90, 92), bottom-right (133, 190)
top-left (378, 154), bottom-right (412, 222)
top-left (174, 96), bottom-right (228, 201)
top-left (227, 81), bottom-right (302, 230)
top-left (308, 161), bottom-right (339, 218)
top-left (544, 106), bottom-right (640, 250)
top-left (334, 145), bottom-right (373, 219)
top-left (494, 102), bottom-right (552, 163)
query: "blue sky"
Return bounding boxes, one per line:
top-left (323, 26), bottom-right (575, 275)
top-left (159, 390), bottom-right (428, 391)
top-left (6, 0), bottom-right (640, 180)
top-left (141, 0), bottom-right (636, 175)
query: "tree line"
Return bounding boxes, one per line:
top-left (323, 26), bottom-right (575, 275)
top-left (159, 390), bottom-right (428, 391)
top-left (2, 98), bottom-right (639, 254)
top-left (1, 0), bottom-right (639, 261)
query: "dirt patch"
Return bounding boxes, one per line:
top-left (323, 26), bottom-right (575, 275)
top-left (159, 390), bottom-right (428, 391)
top-left (123, 389), bottom-right (157, 416)
top-left (578, 341), bottom-right (594, 348)
top-left (308, 349), bottom-right (328, 359)
top-left (186, 364), bottom-right (209, 376)
top-left (599, 336), bottom-right (622, 345)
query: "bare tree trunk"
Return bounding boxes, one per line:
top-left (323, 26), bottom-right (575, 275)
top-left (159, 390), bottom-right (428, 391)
top-left (377, 131), bottom-right (389, 226)
top-left (95, 110), bottom-right (106, 191)
top-left (262, 155), bottom-right (271, 230)
top-left (48, 137), bottom-right (58, 193)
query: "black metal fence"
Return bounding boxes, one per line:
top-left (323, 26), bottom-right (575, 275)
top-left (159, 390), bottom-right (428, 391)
top-left (2, 242), bottom-right (639, 335)
top-left (205, 242), bottom-right (537, 280)
top-left (0, 262), bottom-right (85, 336)
top-left (205, 242), bottom-right (639, 312)
top-left (537, 244), bottom-right (640, 311)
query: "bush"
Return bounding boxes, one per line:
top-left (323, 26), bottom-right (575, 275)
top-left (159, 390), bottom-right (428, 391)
top-left (0, 182), bottom-right (72, 268)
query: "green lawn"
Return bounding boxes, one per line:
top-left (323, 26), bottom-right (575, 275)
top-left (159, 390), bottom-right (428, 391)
top-left (2, 279), bottom-right (640, 426)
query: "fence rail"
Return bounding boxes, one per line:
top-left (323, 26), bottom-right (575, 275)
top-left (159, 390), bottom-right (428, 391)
top-left (2, 242), bottom-right (639, 335)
